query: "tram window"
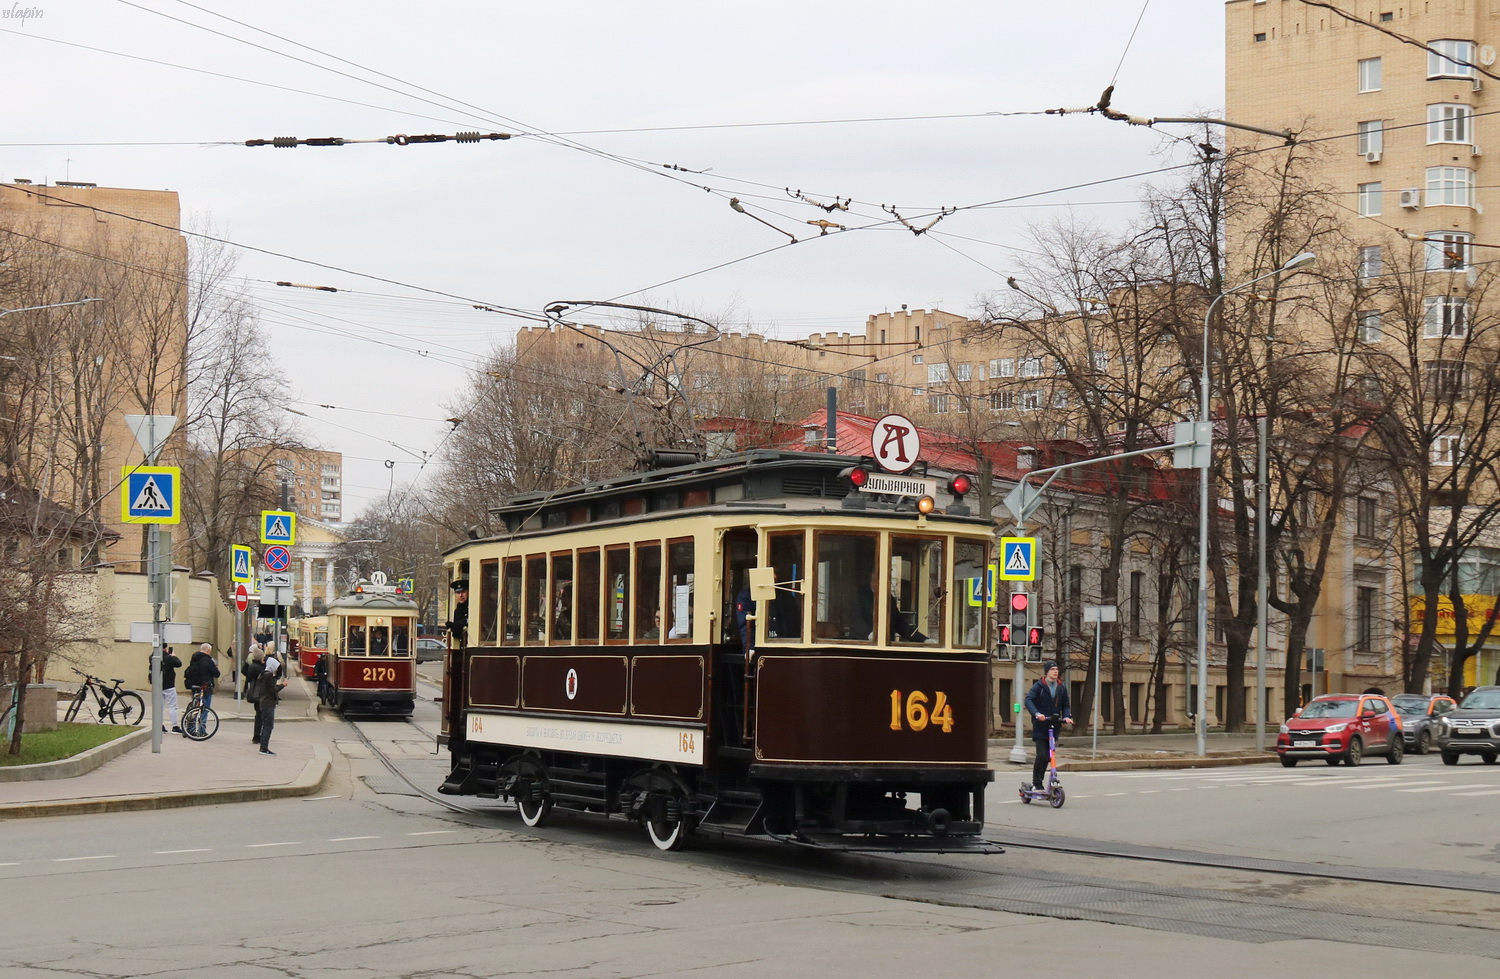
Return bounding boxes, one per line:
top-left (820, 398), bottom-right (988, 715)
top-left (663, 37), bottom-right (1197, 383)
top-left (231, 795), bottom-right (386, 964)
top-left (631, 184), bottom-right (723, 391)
top-left (890, 536), bottom-right (945, 644)
top-left (551, 552), bottom-right (574, 643)
top-left (952, 539), bottom-right (987, 649)
top-left (666, 538), bottom-right (694, 641)
top-left (479, 558), bottom-right (499, 645)
top-left (524, 555), bottom-right (547, 644)
top-left (765, 531), bottom-right (805, 642)
top-left (347, 617), bottom-right (367, 655)
top-left (369, 625), bottom-right (390, 655)
top-left (501, 558), bottom-right (522, 644)
top-left (606, 545), bottom-right (630, 641)
top-left (392, 620), bottom-right (411, 655)
top-left (576, 548), bottom-right (601, 642)
top-left (314, 631), bottom-right (327, 649)
top-left (635, 543), bottom-right (663, 641)
top-left (723, 529), bottom-right (757, 646)
top-left (814, 532), bottom-right (877, 642)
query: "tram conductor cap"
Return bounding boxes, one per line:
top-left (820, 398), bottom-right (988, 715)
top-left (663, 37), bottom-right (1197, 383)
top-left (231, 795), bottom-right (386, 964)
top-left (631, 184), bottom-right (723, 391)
top-left (451, 579), bottom-right (469, 593)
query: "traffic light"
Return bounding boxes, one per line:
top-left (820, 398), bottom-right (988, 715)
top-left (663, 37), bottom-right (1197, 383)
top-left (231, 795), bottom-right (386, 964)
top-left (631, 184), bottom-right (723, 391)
top-left (1027, 625), bottom-right (1044, 662)
top-left (1009, 592), bottom-right (1030, 647)
top-left (998, 624), bottom-right (1013, 645)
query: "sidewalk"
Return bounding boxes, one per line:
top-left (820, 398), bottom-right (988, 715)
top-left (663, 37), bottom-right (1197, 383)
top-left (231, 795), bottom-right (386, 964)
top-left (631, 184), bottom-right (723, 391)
top-left (0, 673), bottom-right (331, 819)
top-left (1, 674), bottom-right (1274, 818)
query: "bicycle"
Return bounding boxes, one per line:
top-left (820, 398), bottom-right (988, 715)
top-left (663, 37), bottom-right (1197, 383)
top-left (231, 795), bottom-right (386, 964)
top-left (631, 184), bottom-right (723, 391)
top-left (64, 669), bottom-right (145, 725)
top-left (181, 684), bottom-right (219, 740)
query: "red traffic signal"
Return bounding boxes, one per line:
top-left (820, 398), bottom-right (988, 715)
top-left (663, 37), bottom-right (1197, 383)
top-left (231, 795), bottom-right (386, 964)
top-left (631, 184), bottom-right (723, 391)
top-left (1009, 592), bottom-right (1029, 613)
top-left (998, 624), bottom-right (1013, 644)
top-left (1027, 626), bottom-right (1044, 645)
top-left (947, 473), bottom-right (972, 498)
top-left (840, 465), bottom-right (869, 489)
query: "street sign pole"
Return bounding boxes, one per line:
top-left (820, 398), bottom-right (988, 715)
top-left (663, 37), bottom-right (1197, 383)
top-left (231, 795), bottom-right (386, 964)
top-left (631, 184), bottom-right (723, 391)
top-left (125, 413), bottom-right (177, 756)
top-left (1083, 605), bottom-right (1118, 754)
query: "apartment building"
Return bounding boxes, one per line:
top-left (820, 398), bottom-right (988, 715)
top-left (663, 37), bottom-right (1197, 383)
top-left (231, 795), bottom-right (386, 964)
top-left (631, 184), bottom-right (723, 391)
top-left (1226, 0), bottom-right (1494, 690)
top-left (270, 447), bottom-right (345, 523)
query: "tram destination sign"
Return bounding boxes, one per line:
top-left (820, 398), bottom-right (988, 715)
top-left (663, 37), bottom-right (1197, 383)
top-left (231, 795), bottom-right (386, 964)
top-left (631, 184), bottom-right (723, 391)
top-left (858, 472), bottom-right (938, 498)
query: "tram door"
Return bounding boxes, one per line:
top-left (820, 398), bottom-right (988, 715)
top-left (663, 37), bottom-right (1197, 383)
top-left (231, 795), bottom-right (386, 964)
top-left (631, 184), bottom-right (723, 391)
top-left (717, 529), bottom-right (757, 749)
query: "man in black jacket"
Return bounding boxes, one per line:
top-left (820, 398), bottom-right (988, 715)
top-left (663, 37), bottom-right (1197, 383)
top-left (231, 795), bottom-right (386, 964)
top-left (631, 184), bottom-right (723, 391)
top-left (445, 579), bottom-right (469, 647)
top-left (183, 644), bottom-right (221, 737)
top-left (244, 649), bottom-right (266, 744)
top-left (255, 653), bottom-right (288, 756)
top-left (160, 646), bottom-right (183, 734)
top-left (1023, 661), bottom-right (1073, 791)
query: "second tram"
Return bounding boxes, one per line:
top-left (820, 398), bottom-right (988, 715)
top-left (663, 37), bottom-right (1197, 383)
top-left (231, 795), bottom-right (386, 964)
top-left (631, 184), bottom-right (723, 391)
top-left (323, 578), bottom-right (419, 715)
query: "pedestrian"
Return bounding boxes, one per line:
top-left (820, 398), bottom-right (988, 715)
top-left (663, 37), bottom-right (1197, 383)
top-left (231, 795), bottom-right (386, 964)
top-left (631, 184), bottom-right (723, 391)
top-left (313, 651), bottom-right (331, 706)
top-left (1023, 660), bottom-right (1073, 793)
top-left (183, 642), bottom-right (221, 737)
top-left (255, 652), bottom-right (288, 756)
top-left (244, 649), bottom-right (266, 744)
top-left (160, 645), bottom-right (183, 733)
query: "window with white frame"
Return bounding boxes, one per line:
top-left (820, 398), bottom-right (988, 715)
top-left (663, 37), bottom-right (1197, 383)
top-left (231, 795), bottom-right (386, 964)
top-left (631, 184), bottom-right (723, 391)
top-left (974, 363), bottom-right (986, 381)
top-left (992, 357), bottom-right (1015, 377)
top-left (1052, 390), bottom-right (1069, 409)
top-left (1358, 181), bottom-right (1383, 216)
top-left (953, 362), bottom-right (972, 382)
top-left (1021, 390), bottom-right (1042, 411)
top-left (1357, 120), bottom-right (1385, 155)
top-left (1426, 166), bottom-right (1475, 207)
top-left (1357, 310), bottom-right (1382, 343)
top-left (1020, 356), bottom-right (1043, 378)
top-left (989, 390), bottom-right (1014, 411)
top-left (1090, 350), bottom-right (1110, 371)
top-left (1425, 359), bottom-right (1470, 399)
top-left (1423, 296), bottom-right (1469, 337)
top-left (912, 354), bottom-right (923, 365)
top-left (1428, 39), bottom-right (1476, 79)
top-left (1424, 231), bottom-right (1473, 270)
top-left (1432, 432), bottom-right (1463, 466)
top-left (1053, 357), bottom-right (1067, 375)
top-left (1427, 103), bottom-right (1473, 144)
top-left (874, 372), bottom-right (889, 384)
top-left (928, 394), bottom-right (950, 414)
top-left (1359, 245), bottom-right (1382, 280)
top-left (1358, 57), bottom-right (1382, 92)
top-left (927, 363), bottom-right (949, 385)
top-left (1355, 586), bottom-right (1377, 650)
top-left (1356, 497), bottom-right (1378, 538)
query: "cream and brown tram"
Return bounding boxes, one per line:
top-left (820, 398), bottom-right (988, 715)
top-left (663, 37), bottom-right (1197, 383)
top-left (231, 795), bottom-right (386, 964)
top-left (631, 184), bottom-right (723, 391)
top-left (439, 450), bottom-right (999, 853)
top-left (323, 577), bottom-right (418, 716)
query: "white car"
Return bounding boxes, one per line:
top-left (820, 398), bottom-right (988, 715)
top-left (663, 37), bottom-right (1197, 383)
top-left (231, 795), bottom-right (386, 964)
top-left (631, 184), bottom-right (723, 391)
top-left (414, 637), bottom-right (447, 662)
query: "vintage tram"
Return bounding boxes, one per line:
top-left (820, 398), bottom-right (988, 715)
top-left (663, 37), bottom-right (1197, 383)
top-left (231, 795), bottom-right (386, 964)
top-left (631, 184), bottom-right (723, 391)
top-left (293, 616), bottom-right (329, 678)
top-left (323, 576), bottom-right (418, 715)
top-left (438, 450), bottom-right (1000, 853)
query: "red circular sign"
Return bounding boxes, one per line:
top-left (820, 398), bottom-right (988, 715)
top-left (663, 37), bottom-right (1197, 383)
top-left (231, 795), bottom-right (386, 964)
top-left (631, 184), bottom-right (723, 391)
top-left (234, 583), bottom-right (249, 612)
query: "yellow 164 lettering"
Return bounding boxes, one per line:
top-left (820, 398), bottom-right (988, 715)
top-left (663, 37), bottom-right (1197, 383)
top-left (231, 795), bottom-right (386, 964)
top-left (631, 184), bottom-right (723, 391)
top-left (888, 690), bottom-right (954, 733)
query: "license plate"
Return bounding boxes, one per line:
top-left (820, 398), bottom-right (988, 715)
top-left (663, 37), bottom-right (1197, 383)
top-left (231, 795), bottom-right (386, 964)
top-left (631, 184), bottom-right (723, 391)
top-left (1455, 730), bottom-right (1483, 737)
top-left (1293, 740), bottom-right (1315, 747)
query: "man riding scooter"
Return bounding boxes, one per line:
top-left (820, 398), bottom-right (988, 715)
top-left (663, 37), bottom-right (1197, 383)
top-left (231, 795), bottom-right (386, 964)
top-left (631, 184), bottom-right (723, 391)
top-left (1024, 661), bottom-right (1073, 794)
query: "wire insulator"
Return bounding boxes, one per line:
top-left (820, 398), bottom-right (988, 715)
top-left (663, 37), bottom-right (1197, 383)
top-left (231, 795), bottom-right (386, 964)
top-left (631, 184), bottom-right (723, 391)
top-left (272, 136), bottom-right (298, 148)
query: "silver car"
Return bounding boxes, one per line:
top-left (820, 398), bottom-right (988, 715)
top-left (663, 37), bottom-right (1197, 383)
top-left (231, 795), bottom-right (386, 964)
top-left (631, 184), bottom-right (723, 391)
top-left (414, 637), bottom-right (447, 663)
top-left (1391, 693), bottom-right (1459, 754)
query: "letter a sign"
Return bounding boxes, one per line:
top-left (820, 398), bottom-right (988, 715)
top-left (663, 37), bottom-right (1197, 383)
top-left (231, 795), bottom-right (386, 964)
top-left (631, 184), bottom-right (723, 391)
top-left (871, 413), bottom-right (921, 473)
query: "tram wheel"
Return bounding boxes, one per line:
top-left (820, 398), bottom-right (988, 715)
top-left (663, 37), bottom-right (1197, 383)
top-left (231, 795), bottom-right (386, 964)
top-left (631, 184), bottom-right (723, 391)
top-left (516, 788), bottom-right (552, 828)
top-left (644, 792), bottom-right (688, 852)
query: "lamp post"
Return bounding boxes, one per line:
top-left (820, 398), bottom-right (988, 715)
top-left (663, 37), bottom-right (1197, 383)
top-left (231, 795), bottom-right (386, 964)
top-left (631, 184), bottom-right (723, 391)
top-left (1195, 252), bottom-right (1314, 757)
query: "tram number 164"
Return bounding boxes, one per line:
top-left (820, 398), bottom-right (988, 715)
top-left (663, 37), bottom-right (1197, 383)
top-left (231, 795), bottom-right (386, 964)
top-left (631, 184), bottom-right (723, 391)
top-left (889, 690), bottom-right (954, 733)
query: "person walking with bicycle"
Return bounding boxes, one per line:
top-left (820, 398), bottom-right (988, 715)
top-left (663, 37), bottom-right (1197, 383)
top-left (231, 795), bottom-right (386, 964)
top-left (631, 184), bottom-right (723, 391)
top-left (1023, 661), bottom-right (1073, 793)
top-left (183, 643), bottom-right (221, 738)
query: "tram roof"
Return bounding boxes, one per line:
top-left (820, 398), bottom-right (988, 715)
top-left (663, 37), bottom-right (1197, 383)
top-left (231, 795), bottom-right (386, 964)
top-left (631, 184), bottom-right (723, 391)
top-left (479, 449), bottom-right (991, 543)
top-left (326, 591), bottom-right (421, 613)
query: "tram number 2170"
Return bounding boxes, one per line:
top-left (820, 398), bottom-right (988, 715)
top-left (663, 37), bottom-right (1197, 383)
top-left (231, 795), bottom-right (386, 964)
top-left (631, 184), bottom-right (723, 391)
top-left (361, 666), bottom-right (398, 683)
top-left (889, 690), bottom-right (955, 733)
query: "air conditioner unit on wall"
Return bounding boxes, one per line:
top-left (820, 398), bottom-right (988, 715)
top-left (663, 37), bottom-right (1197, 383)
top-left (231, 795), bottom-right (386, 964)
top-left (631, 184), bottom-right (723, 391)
top-left (1365, 151), bottom-right (1382, 163)
top-left (1474, 77), bottom-right (1484, 92)
top-left (1399, 188), bottom-right (1422, 209)
top-left (1472, 144), bottom-right (1484, 157)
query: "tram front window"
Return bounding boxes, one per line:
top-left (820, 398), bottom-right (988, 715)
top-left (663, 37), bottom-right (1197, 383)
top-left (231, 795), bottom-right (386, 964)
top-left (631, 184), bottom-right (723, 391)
top-left (953, 540), bottom-right (988, 649)
top-left (766, 531), bottom-right (804, 641)
top-left (891, 536), bottom-right (945, 644)
top-left (815, 532), bottom-right (876, 641)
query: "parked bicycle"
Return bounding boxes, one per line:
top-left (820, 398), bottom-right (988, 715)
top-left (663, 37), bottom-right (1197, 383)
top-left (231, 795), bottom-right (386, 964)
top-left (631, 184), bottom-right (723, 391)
top-left (64, 669), bottom-right (145, 725)
top-left (181, 684), bottom-right (219, 741)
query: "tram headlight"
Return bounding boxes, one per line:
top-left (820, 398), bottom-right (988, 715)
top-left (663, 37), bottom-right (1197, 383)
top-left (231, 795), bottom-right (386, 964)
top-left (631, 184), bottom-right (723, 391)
top-left (916, 495), bottom-right (936, 514)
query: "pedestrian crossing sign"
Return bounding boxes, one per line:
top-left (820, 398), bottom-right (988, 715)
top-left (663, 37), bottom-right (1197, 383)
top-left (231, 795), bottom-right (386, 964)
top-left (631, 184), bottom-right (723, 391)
top-left (966, 564), bottom-right (998, 607)
top-left (260, 510), bottom-right (297, 545)
top-left (999, 537), bottom-right (1038, 581)
top-left (230, 544), bottom-right (254, 584)
top-left (120, 466), bottom-right (181, 524)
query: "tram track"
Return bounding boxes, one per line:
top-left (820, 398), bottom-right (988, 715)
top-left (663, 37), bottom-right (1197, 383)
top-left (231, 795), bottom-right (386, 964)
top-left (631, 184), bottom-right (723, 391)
top-left (344, 726), bottom-right (1500, 955)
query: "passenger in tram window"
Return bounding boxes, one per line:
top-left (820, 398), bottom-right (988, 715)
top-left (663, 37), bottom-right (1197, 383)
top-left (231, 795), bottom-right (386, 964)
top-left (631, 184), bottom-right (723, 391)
top-left (857, 569), bottom-right (928, 643)
top-left (370, 627), bottom-right (389, 656)
top-left (349, 626), bottom-right (365, 654)
top-left (553, 581), bottom-right (573, 640)
top-left (394, 628), bottom-right (408, 655)
top-left (641, 608), bottom-right (661, 640)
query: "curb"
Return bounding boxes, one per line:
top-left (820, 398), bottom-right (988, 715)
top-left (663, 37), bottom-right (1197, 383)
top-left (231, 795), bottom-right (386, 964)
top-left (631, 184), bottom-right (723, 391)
top-left (0, 726), bottom-right (151, 782)
top-left (0, 746), bottom-right (332, 820)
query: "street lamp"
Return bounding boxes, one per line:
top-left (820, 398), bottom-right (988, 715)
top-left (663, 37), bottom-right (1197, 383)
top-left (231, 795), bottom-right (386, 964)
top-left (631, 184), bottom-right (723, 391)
top-left (1195, 252), bottom-right (1314, 756)
top-left (0, 298), bottom-right (103, 319)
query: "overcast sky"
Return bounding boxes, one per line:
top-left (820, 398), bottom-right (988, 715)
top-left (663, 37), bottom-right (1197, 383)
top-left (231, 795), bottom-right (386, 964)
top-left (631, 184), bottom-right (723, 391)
top-left (4, 1), bottom-right (1225, 517)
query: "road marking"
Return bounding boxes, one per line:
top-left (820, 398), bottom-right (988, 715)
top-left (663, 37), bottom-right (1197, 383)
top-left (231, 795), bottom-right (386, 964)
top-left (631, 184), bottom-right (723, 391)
top-left (246, 842), bottom-right (301, 848)
top-left (54, 855), bottom-right (115, 862)
top-left (1397, 786), bottom-right (1465, 793)
top-left (0, 862), bottom-right (18, 866)
top-left (1104, 792), bottom-right (1127, 796)
top-left (1452, 789), bottom-right (1500, 796)
top-left (1138, 789), bottom-right (1160, 794)
top-left (1170, 787), bottom-right (1193, 791)
top-left (407, 830), bottom-right (455, 836)
top-left (328, 836), bottom-right (380, 842)
top-left (154, 848), bottom-right (211, 854)
top-left (304, 795), bottom-right (341, 801)
top-left (1347, 780), bottom-right (1448, 790)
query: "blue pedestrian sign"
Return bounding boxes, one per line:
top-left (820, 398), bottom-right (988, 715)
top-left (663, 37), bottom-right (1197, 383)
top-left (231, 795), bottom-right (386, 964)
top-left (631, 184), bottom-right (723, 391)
top-left (965, 564), bottom-right (998, 608)
top-left (999, 537), bottom-right (1039, 582)
top-left (230, 544), bottom-right (254, 583)
top-left (260, 510), bottom-right (296, 545)
top-left (120, 466), bottom-right (180, 524)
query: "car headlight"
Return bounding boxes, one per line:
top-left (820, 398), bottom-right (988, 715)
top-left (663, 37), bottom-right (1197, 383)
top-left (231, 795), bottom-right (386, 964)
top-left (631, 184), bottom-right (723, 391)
top-left (1326, 722), bottom-right (1348, 733)
top-left (1278, 722), bottom-right (1289, 734)
top-left (1437, 718), bottom-right (1450, 732)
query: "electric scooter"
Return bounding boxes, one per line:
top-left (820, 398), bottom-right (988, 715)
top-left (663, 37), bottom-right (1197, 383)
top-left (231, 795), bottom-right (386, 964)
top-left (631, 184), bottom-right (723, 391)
top-left (1019, 722), bottom-right (1069, 808)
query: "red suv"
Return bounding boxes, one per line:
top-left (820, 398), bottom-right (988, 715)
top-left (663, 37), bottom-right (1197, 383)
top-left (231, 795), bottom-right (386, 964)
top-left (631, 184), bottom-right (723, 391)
top-left (1276, 694), bottom-right (1404, 767)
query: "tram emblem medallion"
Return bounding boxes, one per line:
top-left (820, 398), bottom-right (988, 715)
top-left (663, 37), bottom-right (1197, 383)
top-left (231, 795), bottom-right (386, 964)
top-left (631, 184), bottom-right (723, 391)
top-left (872, 413), bottom-right (920, 473)
top-left (565, 668), bottom-right (579, 701)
